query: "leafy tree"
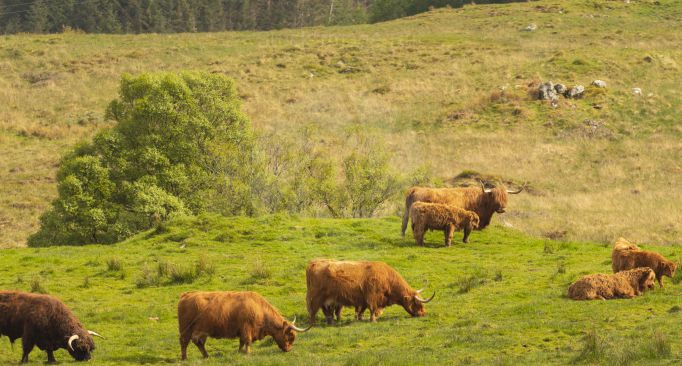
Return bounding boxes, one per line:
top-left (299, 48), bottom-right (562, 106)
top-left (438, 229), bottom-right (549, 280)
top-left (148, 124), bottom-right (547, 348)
top-left (29, 72), bottom-right (258, 246)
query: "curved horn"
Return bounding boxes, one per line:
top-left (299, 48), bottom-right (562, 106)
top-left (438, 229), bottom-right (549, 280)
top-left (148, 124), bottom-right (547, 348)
top-left (67, 334), bottom-right (79, 351)
top-left (415, 292), bottom-right (435, 303)
top-left (415, 288), bottom-right (424, 294)
top-left (506, 186), bottom-right (523, 194)
top-left (290, 316), bottom-right (296, 325)
top-left (289, 323), bottom-right (313, 333)
top-left (88, 330), bottom-right (105, 339)
top-left (478, 180), bottom-right (492, 193)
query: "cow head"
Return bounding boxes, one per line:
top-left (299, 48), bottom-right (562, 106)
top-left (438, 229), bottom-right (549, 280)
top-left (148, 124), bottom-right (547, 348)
top-left (638, 268), bottom-right (656, 291)
top-left (662, 261), bottom-right (677, 279)
top-left (479, 181), bottom-right (522, 214)
top-left (274, 317), bottom-right (311, 352)
top-left (402, 289), bottom-right (435, 317)
top-left (66, 330), bottom-right (102, 361)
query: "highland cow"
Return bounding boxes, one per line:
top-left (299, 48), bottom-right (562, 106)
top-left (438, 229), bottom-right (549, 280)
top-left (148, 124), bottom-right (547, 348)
top-left (0, 291), bottom-right (103, 364)
top-left (410, 202), bottom-right (480, 246)
top-left (568, 268), bottom-right (656, 300)
top-left (401, 182), bottom-right (522, 237)
top-left (177, 291), bottom-right (311, 359)
top-left (611, 238), bottom-right (677, 288)
top-left (306, 260), bottom-right (434, 324)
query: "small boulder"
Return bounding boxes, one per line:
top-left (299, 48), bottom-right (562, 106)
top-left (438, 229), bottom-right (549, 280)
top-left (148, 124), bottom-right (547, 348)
top-left (591, 80), bottom-right (607, 88)
top-left (554, 83), bottom-right (567, 94)
top-left (632, 87), bottom-right (642, 95)
top-left (538, 82), bottom-right (557, 101)
top-left (524, 24), bottom-right (538, 32)
top-left (565, 85), bottom-right (585, 99)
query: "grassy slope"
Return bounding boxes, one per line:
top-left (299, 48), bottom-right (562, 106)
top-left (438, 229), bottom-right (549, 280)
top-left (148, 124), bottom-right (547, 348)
top-left (1, 0), bottom-right (681, 247)
top-left (1, 215), bottom-right (681, 365)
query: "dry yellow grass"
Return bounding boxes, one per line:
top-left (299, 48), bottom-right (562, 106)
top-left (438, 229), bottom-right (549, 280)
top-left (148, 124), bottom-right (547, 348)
top-left (0, 0), bottom-right (681, 247)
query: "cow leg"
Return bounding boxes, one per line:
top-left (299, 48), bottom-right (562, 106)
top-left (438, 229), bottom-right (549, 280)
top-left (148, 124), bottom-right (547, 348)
top-left (239, 336), bottom-right (252, 354)
top-left (413, 227), bottom-right (424, 247)
top-left (658, 276), bottom-right (664, 288)
top-left (335, 305), bottom-right (342, 322)
top-left (20, 337), bottom-right (34, 364)
top-left (369, 307), bottom-right (381, 322)
top-left (462, 225), bottom-right (472, 244)
top-left (180, 334), bottom-right (191, 360)
top-left (445, 225), bottom-right (454, 247)
top-left (322, 305), bottom-right (334, 325)
top-left (47, 350), bottom-right (57, 364)
top-left (355, 305), bottom-right (366, 320)
top-left (307, 300), bottom-right (321, 325)
top-left (192, 335), bottom-right (209, 358)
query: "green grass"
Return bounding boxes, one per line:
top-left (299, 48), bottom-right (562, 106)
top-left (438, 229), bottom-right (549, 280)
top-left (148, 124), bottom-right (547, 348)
top-left (1, 214), bottom-right (681, 365)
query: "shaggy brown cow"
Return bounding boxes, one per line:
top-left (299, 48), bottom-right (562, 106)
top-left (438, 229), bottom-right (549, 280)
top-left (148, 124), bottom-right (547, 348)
top-left (401, 182), bottom-right (522, 237)
top-left (611, 238), bottom-right (677, 288)
top-left (410, 202), bottom-right (480, 246)
top-left (306, 259), bottom-right (434, 324)
top-left (177, 291), bottom-right (311, 359)
top-left (0, 291), bottom-right (103, 364)
top-left (568, 268), bottom-right (656, 300)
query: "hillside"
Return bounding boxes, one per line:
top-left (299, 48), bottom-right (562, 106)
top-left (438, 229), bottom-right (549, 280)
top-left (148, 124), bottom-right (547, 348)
top-left (0, 215), bottom-right (681, 364)
top-left (1, 0), bottom-right (682, 247)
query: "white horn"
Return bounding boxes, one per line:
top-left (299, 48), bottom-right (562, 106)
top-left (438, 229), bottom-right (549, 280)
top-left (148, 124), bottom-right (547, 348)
top-left (289, 323), bottom-right (313, 333)
top-left (416, 288), bottom-right (424, 294)
top-left (88, 330), bottom-right (105, 339)
top-left (478, 180), bottom-right (492, 193)
top-left (67, 334), bottom-right (79, 351)
top-left (290, 316), bottom-right (296, 325)
top-left (415, 292), bottom-right (436, 303)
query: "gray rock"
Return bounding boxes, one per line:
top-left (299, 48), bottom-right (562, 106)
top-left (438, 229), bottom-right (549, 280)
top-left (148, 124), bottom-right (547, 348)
top-left (524, 24), bottom-right (537, 32)
top-left (591, 79), bottom-right (607, 88)
top-left (632, 87), bottom-right (642, 95)
top-left (538, 82), bottom-right (558, 101)
top-left (565, 85), bottom-right (585, 99)
top-left (554, 83), bottom-right (567, 94)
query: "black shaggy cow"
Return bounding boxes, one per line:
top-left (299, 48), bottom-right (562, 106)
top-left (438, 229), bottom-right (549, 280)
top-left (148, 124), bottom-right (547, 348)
top-left (0, 291), bottom-right (103, 363)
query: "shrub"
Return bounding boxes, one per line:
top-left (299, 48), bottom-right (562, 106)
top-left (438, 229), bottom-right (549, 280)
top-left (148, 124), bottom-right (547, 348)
top-left (30, 276), bottom-right (47, 294)
top-left (29, 72), bottom-right (258, 246)
top-left (106, 258), bottom-right (122, 271)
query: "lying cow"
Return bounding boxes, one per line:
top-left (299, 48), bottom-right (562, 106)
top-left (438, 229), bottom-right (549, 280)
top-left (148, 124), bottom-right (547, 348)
top-left (611, 237), bottom-right (677, 288)
top-left (410, 202), bottom-right (480, 246)
top-left (0, 291), bottom-right (103, 364)
top-left (401, 181), bottom-right (522, 237)
top-left (568, 267), bottom-right (656, 300)
top-left (177, 291), bottom-right (311, 359)
top-left (306, 259), bottom-right (434, 324)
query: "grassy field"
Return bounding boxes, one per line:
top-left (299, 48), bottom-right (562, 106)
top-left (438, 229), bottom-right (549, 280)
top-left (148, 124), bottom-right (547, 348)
top-left (1, 215), bottom-right (681, 365)
top-left (1, 0), bottom-right (681, 247)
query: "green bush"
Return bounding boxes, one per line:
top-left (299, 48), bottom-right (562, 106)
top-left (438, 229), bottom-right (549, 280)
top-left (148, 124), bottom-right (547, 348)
top-left (29, 72), bottom-right (258, 246)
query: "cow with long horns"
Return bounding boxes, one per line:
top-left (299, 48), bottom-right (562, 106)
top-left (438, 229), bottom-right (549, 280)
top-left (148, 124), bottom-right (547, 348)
top-left (177, 291), bottom-right (311, 359)
top-left (0, 291), bottom-right (103, 364)
top-left (401, 181), bottom-right (522, 237)
top-left (306, 260), bottom-right (435, 324)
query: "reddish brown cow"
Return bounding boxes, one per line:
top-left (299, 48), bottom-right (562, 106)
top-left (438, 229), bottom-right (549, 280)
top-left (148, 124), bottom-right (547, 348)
top-left (401, 182), bottom-right (522, 237)
top-left (0, 291), bottom-right (103, 364)
top-left (410, 202), bottom-right (480, 246)
top-left (611, 238), bottom-right (678, 288)
top-left (177, 291), bottom-right (311, 359)
top-left (306, 260), bottom-right (434, 324)
top-left (568, 268), bottom-right (656, 300)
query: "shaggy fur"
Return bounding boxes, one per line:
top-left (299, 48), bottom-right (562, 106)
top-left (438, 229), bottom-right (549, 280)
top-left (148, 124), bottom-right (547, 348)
top-left (410, 202), bottom-right (480, 246)
top-left (401, 184), bottom-right (520, 236)
top-left (568, 268), bottom-right (656, 300)
top-left (0, 291), bottom-right (97, 364)
top-left (306, 260), bottom-right (434, 324)
top-left (178, 291), bottom-right (308, 358)
top-left (611, 238), bottom-right (677, 288)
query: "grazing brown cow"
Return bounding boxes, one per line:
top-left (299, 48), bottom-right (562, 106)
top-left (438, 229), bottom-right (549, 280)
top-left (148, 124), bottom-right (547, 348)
top-left (401, 182), bottom-right (522, 237)
top-left (410, 202), bottom-right (480, 246)
top-left (568, 268), bottom-right (656, 300)
top-left (611, 238), bottom-right (677, 288)
top-left (306, 259), bottom-right (434, 324)
top-left (177, 291), bottom-right (311, 359)
top-left (0, 291), bottom-right (103, 364)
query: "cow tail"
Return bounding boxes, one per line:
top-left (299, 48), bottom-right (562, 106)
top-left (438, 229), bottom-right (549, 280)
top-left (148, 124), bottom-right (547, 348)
top-left (401, 189), bottom-right (415, 237)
